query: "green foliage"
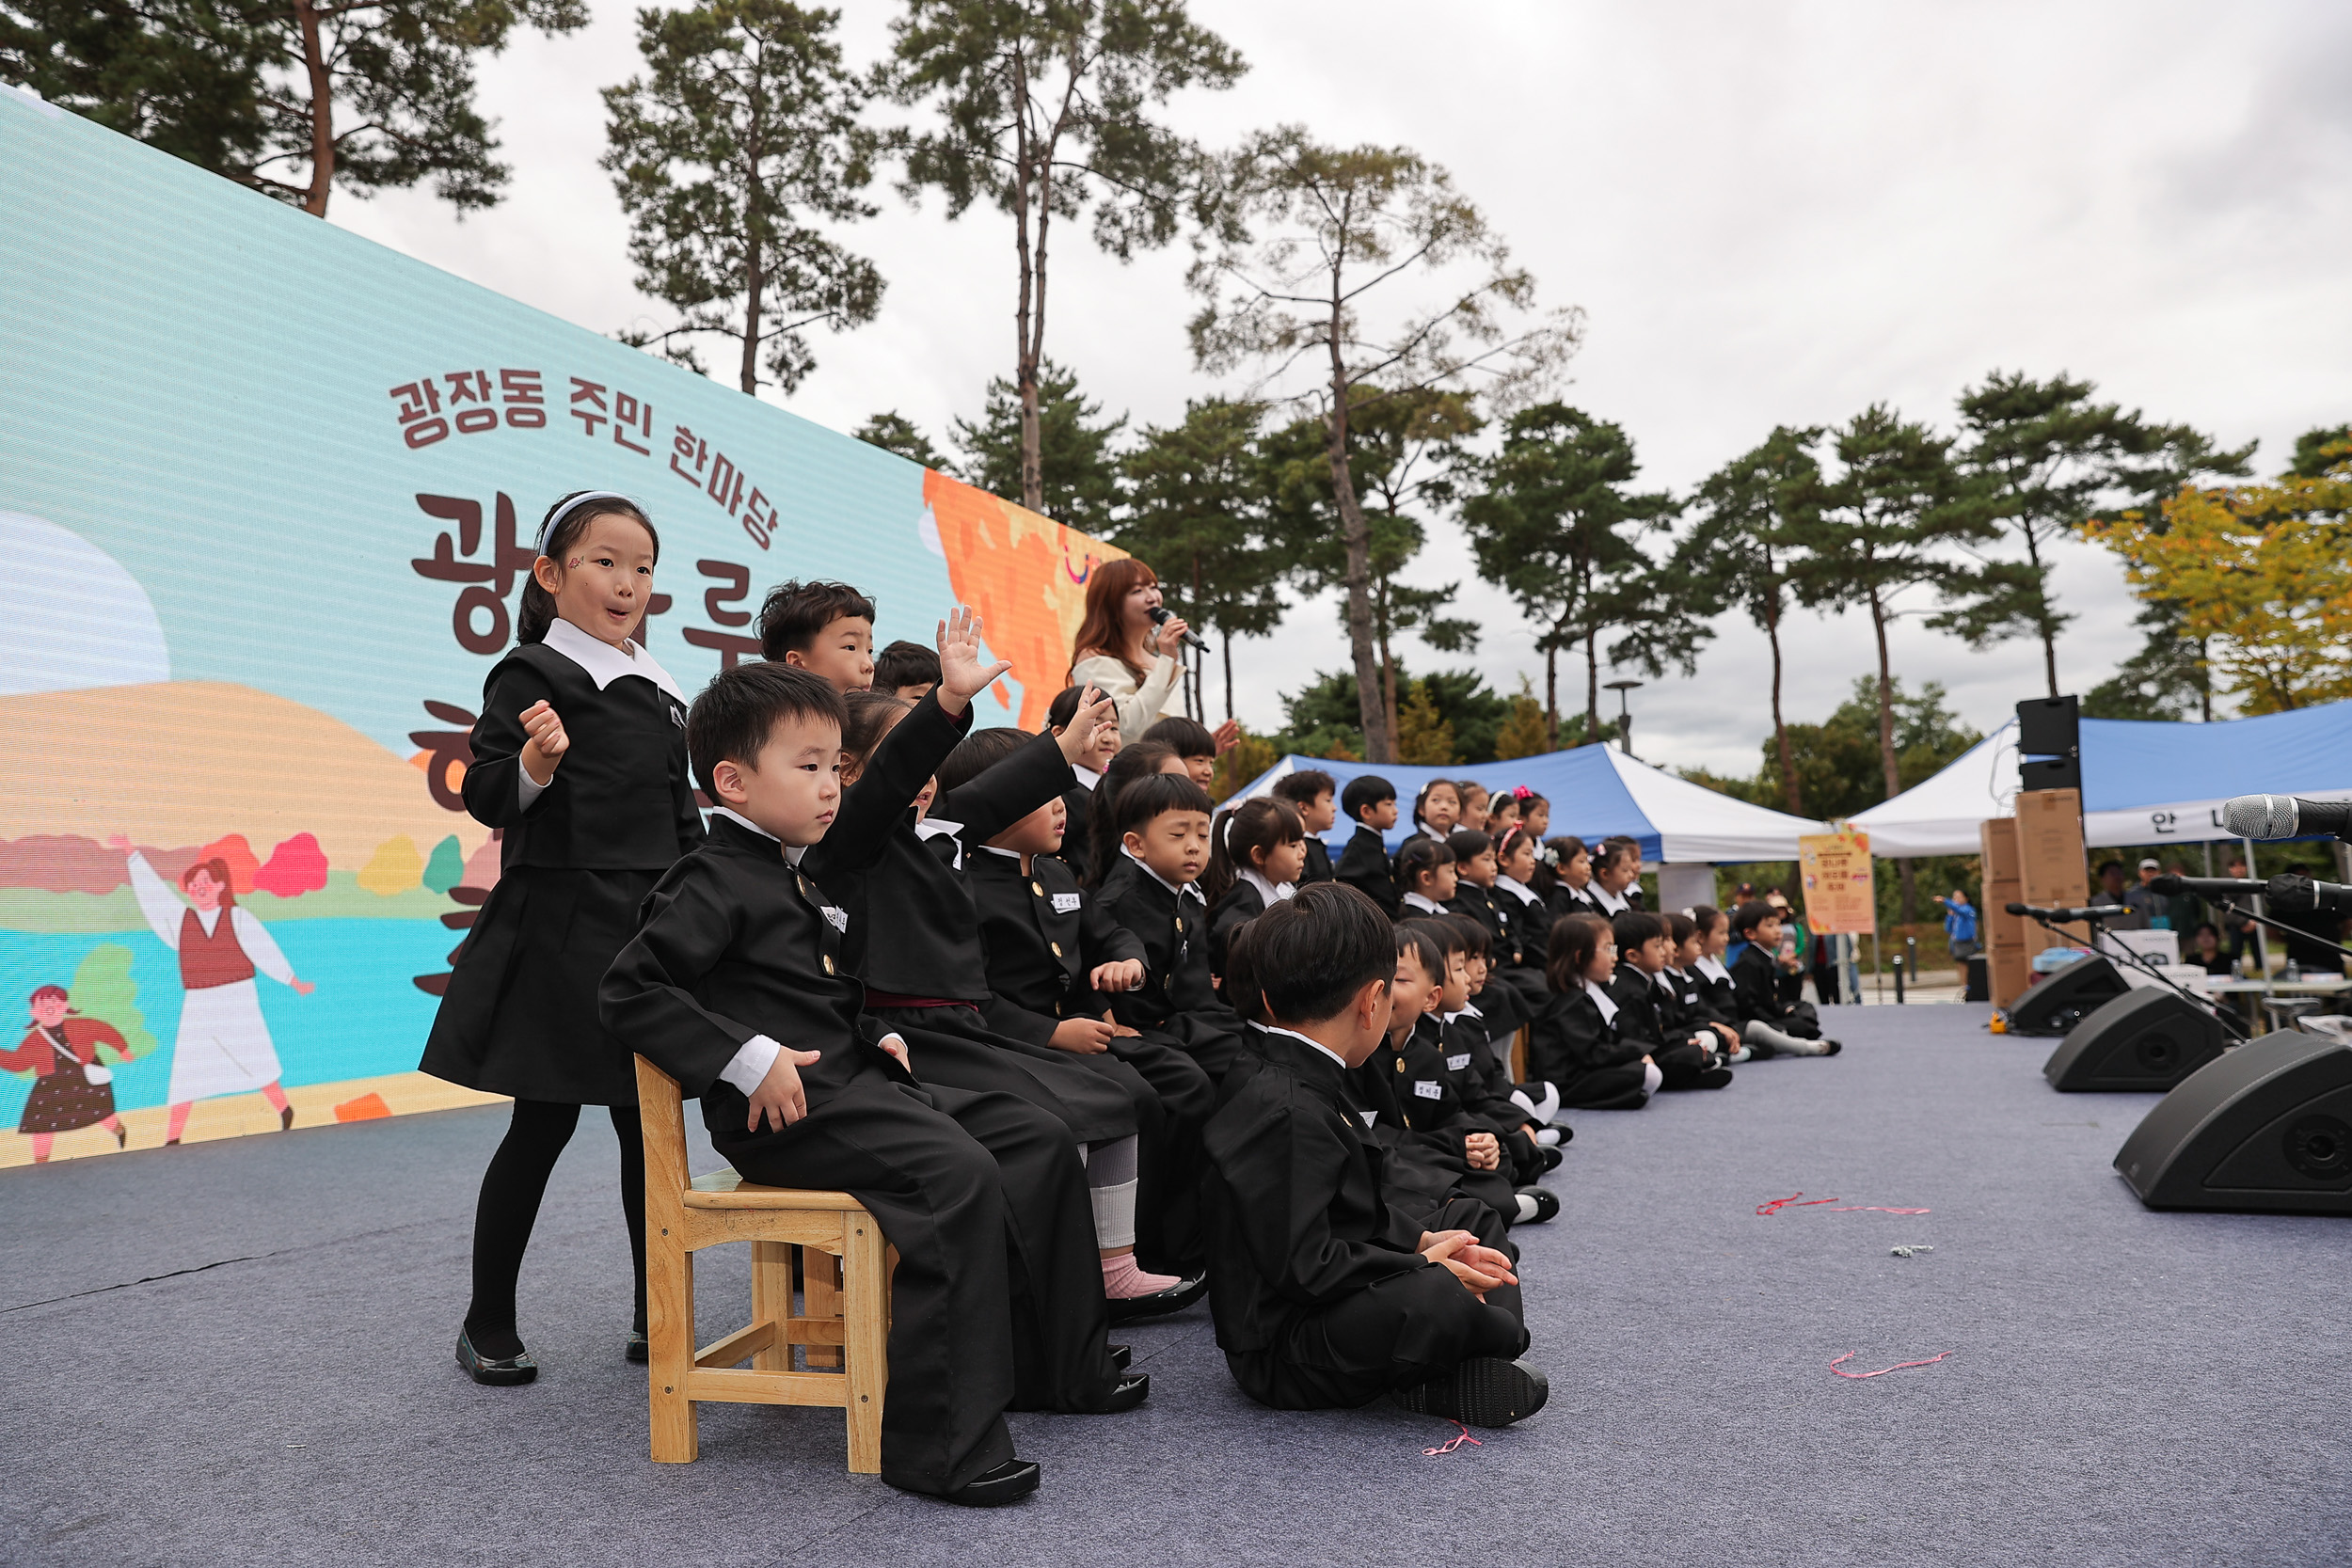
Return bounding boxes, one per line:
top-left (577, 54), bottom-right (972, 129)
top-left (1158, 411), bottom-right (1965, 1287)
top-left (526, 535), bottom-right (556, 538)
top-left (1394, 680), bottom-right (1456, 765)
top-left (604, 1), bottom-right (882, 395)
top-left (2, 0), bottom-right (589, 214)
top-left (2081, 596), bottom-right (2210, 721)
top-left (1207, 727), bottom-right (1278, 801)
top-left (853, 410), bottom-right (949, 470)
top-left (421, 834), bottom-right (465, 895)
top-left (954, 358), bottom-right (1126, 531)
top-left (1493, 679), bottom-right (1549, 761)
top-left (1111, 396), bottom-right (1282, 675)
top-left (68, 942), bottom-right (156, 1061)
top-left (1692, 674), bottom-right (1980, 823)
top-left (1274, 665), bottom-right (1510, 765)
top-left (2289, 424), bottom-right (2352, 480)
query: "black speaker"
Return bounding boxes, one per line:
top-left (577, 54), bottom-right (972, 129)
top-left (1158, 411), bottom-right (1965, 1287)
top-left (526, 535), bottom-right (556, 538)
top-left (1963, 955), bottom-right (1989, 1003)
top-left (2114, 1030), bottom-right (2352, 1212)
top-left (2042, 987), bottom-right (2226, 1091)
top-left (2007, 954), bottom-right (2131, 1037)
top-left (2018, 754), bottom-right (2082, 792)
top-left (2015, 694), bottom-right (2080, 758)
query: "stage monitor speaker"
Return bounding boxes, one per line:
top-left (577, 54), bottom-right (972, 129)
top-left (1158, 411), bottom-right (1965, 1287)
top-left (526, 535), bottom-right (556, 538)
top-left (2015, 694), bottom-right (2080, 758)
top-left (2042, 987), bottom-right (2225, 1091)
top-left (2114, 1030), bottom-right (2352, 1212)
top-left (2019, 754), bottom-right (2082, 792)
top-left (2007, 954), bottom-right (2131, 1037)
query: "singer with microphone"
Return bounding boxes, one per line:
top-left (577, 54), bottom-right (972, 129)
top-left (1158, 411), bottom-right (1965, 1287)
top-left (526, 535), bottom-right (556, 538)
top-left (1070, 558), bottom-right (1199, 746)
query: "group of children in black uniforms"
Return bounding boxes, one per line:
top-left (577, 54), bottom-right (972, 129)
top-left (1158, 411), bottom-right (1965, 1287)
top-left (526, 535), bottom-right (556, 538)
top-left (419, 490), bottom-right (1845, 1510)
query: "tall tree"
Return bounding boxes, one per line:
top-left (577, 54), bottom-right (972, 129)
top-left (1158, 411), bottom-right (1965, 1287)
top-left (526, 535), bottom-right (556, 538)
top-left (1782, 406), bottom-right (2023, 917)
top-left (952, 356), bottom-right (1125, 532)
top-left (1457, 404), bottom-right (1667, 750)
top-left (1188, 128), bottom-right (1579, 762)
top-left (886, 0), bottom-right (1243, 515)
top-left (853, 409), bottom-right (950, 468)
top-left (605, 2), bottom-right (882, 397)
top-left (1260, 387), bottom-right (1482, 748)
top-left (3, 0), bottom-right (587, 215)
top-left (1952, 369), bottom-right (2255, 695)
top-left (1673, 425), bottom-right (1821, 814)
top-left (1112, 397), bottom-right (1281, 720)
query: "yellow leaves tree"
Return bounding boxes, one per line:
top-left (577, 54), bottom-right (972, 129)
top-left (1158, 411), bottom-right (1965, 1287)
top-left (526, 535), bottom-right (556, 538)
top-left (1493, 677), bottom-right (1550, 760)
top-left (1395, 680), bottom-right (1459, 765)
top-left (2082, 451), bottom-right (2352, 714)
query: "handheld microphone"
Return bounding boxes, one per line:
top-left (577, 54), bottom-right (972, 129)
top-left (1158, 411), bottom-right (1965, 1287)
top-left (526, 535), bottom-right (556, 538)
top-left (2219, 794), bottom-right (2352, 840)
top-left (1148, 605), bottom-right (1209, 654)
top-left (2004, 902), bottom-right (2130, 923)
top-left (2148, 875), bottom-right (2265, 898)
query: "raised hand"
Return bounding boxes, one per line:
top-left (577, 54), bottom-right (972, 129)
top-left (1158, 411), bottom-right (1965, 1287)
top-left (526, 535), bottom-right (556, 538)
top-left (518, 699), bottom-right (570, 785)
top-left (1055, 686), bottom-right (1119, 765)
top-left (1211, 717), bottom-right (1241, 755)
top-left (934, 606), bottom-right (1011, 717)
top-left (1152, 614), bottom-right (1190, 660)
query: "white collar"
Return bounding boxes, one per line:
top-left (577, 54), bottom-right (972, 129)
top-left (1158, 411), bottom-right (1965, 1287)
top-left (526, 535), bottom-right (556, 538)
top-left (1592, 883), bottom-right (1630, 914)
top-left (977, 844), bottom-right (1022, 861)
top-left (1494, 874), bottom-right (1540, 907)
top-left (1402, 892), bottom-right (1447, 914)
top-left (1239, 867), bottom-right (1295, 907)
top-left (710, 807), bottom-right (807, 864)
top-left (1261, 1024), bottom-right (1350, 1072)
top-left (542, 617), bottom-right (686, 704)
top-left (1584, 976), bottom-right (1620, 1024)
top-left (1649, 969), bottom-right (1677, 993)
top-left (1121, 847), bottom-right (1190, 899)
top-left (915, 816), bottom-right (966, 870)
top-left (1069, 765), bottom-right (1100, 791)
top-left (1694, 955), bottom-right (1730, 981)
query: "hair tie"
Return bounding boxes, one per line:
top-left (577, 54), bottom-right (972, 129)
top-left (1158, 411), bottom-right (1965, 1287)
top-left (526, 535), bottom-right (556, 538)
top-left (1511, 785), bottom-right (1533, 800)
top-left (535, 489), bottom-right (638, 554)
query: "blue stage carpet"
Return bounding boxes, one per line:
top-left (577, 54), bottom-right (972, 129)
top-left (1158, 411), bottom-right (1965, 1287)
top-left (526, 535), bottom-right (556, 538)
top-left (4, 1003), bottom-right (2346, 1567)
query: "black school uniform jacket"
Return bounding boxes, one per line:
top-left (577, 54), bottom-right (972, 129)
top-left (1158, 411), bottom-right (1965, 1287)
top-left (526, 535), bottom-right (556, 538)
top-left (1547, 881), bottom-right (1605, 924)
top-left (1606, 967), bottom-right (1676, 1049)
top-left (1352, 1015), bottom-right (1478, 1160)
top-left (802, 694), bottom-right (1069, 1004)
top-left (1335, 824), bottom-right (1400, 917)
top-left (1097, 856), bottom-right (1247, 1067)
top-left (1492, 879), bottom-right (1551, 972)
top-left (1447, 882), bottom-right (1515, 963)
top-left (967, 848), bottom-right (1147, 1047)
top-left (1527, 985), bottom-right (1648, 1091)
top-left (1055, 783), bottom-right (1096, 883)
top-left (1730, 943), bottom-right (1796, 1023)
top-left (1441, 1012), bottom-right (1534, 1134)
top-left (1201, 1029), bottom-right (1433, 1354)
top-left (1298, 835), bottom-right (1334, 887)
top-left (462, 639), bottom-right (703, 870)
top-left (1689, 958), bottom-right (1739, 1022)
top-left (1206, 879), bottom-right (1266, 979)
top-left (600, 814), bottom-right (916, 1136)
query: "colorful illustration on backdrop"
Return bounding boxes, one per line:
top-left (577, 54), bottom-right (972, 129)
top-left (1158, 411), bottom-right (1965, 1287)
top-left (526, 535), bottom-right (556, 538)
top-left (0, 87), bottom-right (1114, 1162)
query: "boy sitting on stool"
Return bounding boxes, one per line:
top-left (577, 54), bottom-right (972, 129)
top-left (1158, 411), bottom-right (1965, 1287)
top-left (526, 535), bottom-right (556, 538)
top-left (1202, 882), bottom-right (1548, 1427)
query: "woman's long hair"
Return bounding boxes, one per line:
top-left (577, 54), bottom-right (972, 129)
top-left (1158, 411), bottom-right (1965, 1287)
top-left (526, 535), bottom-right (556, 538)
top-left (1069, 557), bottom-right (1159, 682)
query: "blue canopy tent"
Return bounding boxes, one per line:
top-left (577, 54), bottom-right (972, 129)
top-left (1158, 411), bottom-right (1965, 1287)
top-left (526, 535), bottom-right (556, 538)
top-left (1851, 698), bottom-right (2352, 855)
top-left (1223, 746), bottom-right (1828, 863)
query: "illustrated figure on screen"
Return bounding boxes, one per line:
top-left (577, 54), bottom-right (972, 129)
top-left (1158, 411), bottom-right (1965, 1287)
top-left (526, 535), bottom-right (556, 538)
top-left (4, 985), bottom-right (132, 1162)
top-left (109, 838), bottom-right (315, 1145)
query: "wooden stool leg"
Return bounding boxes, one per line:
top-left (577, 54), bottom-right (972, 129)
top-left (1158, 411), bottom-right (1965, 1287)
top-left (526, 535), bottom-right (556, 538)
top-left (648, 1244), bottom-right (698, 1463)
top-left (750, 1241), bottom-right (791, 1371)
top-left (803, 1247), bottom-right (842, 1370)
top-left (842, 1213), bottom-right (890, 1476)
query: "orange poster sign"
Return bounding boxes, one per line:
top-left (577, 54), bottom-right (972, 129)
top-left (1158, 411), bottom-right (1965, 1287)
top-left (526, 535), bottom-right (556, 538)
top-left (1799, 828), bottom-right (1877, 936)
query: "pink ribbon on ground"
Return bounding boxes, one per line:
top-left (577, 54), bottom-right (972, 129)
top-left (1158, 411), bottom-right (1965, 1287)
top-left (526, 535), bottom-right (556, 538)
top-left (1422, 1420), bottom-right (1483, 1455)
top-left (1756, 1192), bottom-right (1931, 1216)
top-left (1831, 1350), bottom-right (1955, 1379)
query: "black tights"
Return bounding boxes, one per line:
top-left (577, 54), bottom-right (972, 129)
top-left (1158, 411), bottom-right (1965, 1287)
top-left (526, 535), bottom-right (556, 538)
top-left (462, 1099), bottom-right (646, 1358)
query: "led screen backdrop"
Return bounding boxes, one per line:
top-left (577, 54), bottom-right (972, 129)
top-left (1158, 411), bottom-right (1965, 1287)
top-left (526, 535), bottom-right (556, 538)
top-left (0, 85), bottom-right (1120, 1164)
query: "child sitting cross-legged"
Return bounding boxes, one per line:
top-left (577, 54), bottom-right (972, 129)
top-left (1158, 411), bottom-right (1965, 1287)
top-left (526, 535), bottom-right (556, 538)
top-left (1527, 912), bottom-right (1661, 1111)
top-left (1664, 910), bottom-right (1748, 1064)
top-left (1202, 882), bottom-right (1548, 1427)
top-left (1606, 911), bottom-right (1735, 1091)
top-left (600, 655), bottom-right (1140, 1508)
top-left (1727, 899), bottom-right (1842, 1057)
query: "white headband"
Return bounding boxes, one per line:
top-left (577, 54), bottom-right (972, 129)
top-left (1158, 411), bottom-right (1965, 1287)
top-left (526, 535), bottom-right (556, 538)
top-left (535, 490), bottom-right (640, 554)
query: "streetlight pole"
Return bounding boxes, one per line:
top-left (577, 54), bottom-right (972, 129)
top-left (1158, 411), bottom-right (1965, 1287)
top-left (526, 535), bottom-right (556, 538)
top-left (1603, 678), bottom-right (1643, 760)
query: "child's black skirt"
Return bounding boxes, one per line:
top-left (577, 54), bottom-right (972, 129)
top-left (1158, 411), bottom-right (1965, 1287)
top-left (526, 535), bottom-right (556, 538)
top-left (420, 865), bottom-right (659, 1107)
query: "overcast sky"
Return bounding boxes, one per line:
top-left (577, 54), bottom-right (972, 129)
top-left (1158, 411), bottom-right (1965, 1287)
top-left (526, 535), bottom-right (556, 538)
top-left (330, 1), bottom-right (2352, 777)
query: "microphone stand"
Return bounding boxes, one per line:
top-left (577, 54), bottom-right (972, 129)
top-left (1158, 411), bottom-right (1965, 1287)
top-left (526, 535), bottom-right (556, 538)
top-left (2016, 908), bottom-right (2251, 1043)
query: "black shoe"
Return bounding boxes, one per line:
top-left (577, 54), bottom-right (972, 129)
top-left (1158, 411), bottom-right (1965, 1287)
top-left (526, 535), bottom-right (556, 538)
top-left (941, 1459), bottom-right (1041, 1507)
top-left (625, 1331), bottom-right (648, 1364)
top-left (1099, 1372), bottom-right (1151, 1413)
top-left (1747, 1040), bottom-right (1778, 1061)
top-left (1512, 1185), bottom-right (1559, 1225)
top-left (1822, 1039), bottom-right (1844, 1055)
top-left (1391, 1357), bottom-right (1549, 1428)
top-left (1536, 1144), bottom-right (1564, 1173)
top-left (1108, 1343), bottom-right (1132, 1371)
top-left (113, 1123), bottom-right (128, 1148)
top-left (279, 1105), bottom-right (294, 1131)
top-left (1106, 1270), bottom-right (1207, 1323)
top-left (455, 1330), bottom-right (538, 1386)
top-left (1697, 1067), bottom-right (1735, 1089)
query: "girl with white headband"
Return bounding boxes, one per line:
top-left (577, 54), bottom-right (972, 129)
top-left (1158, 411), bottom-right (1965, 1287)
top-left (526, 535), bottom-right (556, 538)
top-left (420, 489), bottom-right (703, 1386)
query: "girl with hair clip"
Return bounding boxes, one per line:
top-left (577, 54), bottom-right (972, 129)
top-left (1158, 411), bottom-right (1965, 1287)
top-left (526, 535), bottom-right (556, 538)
top-left (1082, 740), bottom-right (1186, 888)
top-left (1455, 781), bottom-right (1491, 833)
top-left (1541, 835), bottom-right (1601, 920)
top-left (1489, 825), bottom-right (1553, 976)
top-left (1486, 790), bottom-right (1522, 836)
top-left (1395, 778), bottom-right (1462, 862)
top-left (1201, 797), bottom-right (1307, 981)
top-left (1518, 794), bottom-right (1550, 840)
top-left (1394, 836), bottom-right (1458, 918)
top-left (421, 489), bottom-right (701, 1385)
top-left (1068, 559), bottom-right (1190, 746)
top-left (1527, 913), bottom-right (1661, 1111)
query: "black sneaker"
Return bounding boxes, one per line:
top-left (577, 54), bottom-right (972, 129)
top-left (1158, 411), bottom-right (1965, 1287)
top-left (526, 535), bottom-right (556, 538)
top-left (1696, 1066), bottom-right (1735, 1089)
top-left (1392, 1357), bottom-right (1549, 1427)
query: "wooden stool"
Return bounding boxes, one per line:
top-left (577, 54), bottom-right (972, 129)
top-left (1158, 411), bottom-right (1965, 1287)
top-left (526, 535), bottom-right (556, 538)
top-left (635, 1056), bottom-right (895, 1473)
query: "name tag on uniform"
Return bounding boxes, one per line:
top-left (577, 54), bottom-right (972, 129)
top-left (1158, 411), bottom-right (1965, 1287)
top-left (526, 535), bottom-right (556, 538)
top-left (819, 906), bottom-right (848, 932)
top-left (1413, 1080), bottom-right (1443, 1100)
top-left (1445, 1053), bottom-right (1471, 1071)
top-left (1052, 892), bottom-right (1082, 914)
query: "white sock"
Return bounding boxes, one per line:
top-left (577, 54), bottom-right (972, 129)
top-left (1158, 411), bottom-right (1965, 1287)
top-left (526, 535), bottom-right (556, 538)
top-left (1745, 1020), bottom-right (1824, 1055)
top-left (1512, 1082), bottom-right (1563, 1124)
top-left (1089, 1180), bottom-right (1139, 1249)
top-left (1641, 1060), bottom-right (1663, 1095)
top-left (1516, 1192), bottom-right (1543, 1222)
top-left (1534, 1126), bottom-right (1563, 1148)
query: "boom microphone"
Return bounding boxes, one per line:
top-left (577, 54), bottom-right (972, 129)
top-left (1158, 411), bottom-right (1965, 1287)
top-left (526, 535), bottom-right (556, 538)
top-left (1148, 604), bottom-right (1209, 654)
top-left (2151, 872), bottom-right (2352, 913)
top-left (2005, 902), bottom-right (2131, 923)
top-left (2148, 875), bottom-right (2265, 898)
top-left (2219, 794), bottom-right (2352, 840)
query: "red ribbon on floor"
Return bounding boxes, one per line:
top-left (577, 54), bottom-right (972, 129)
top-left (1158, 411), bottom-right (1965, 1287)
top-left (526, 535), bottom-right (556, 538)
top-left (1831, 1350), bottom-right (1954, 1379)
top-left (1422, 1420), bottom-right (1483, 1455)
top-left (1756, 1192), bottom-right (1931, 1216)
